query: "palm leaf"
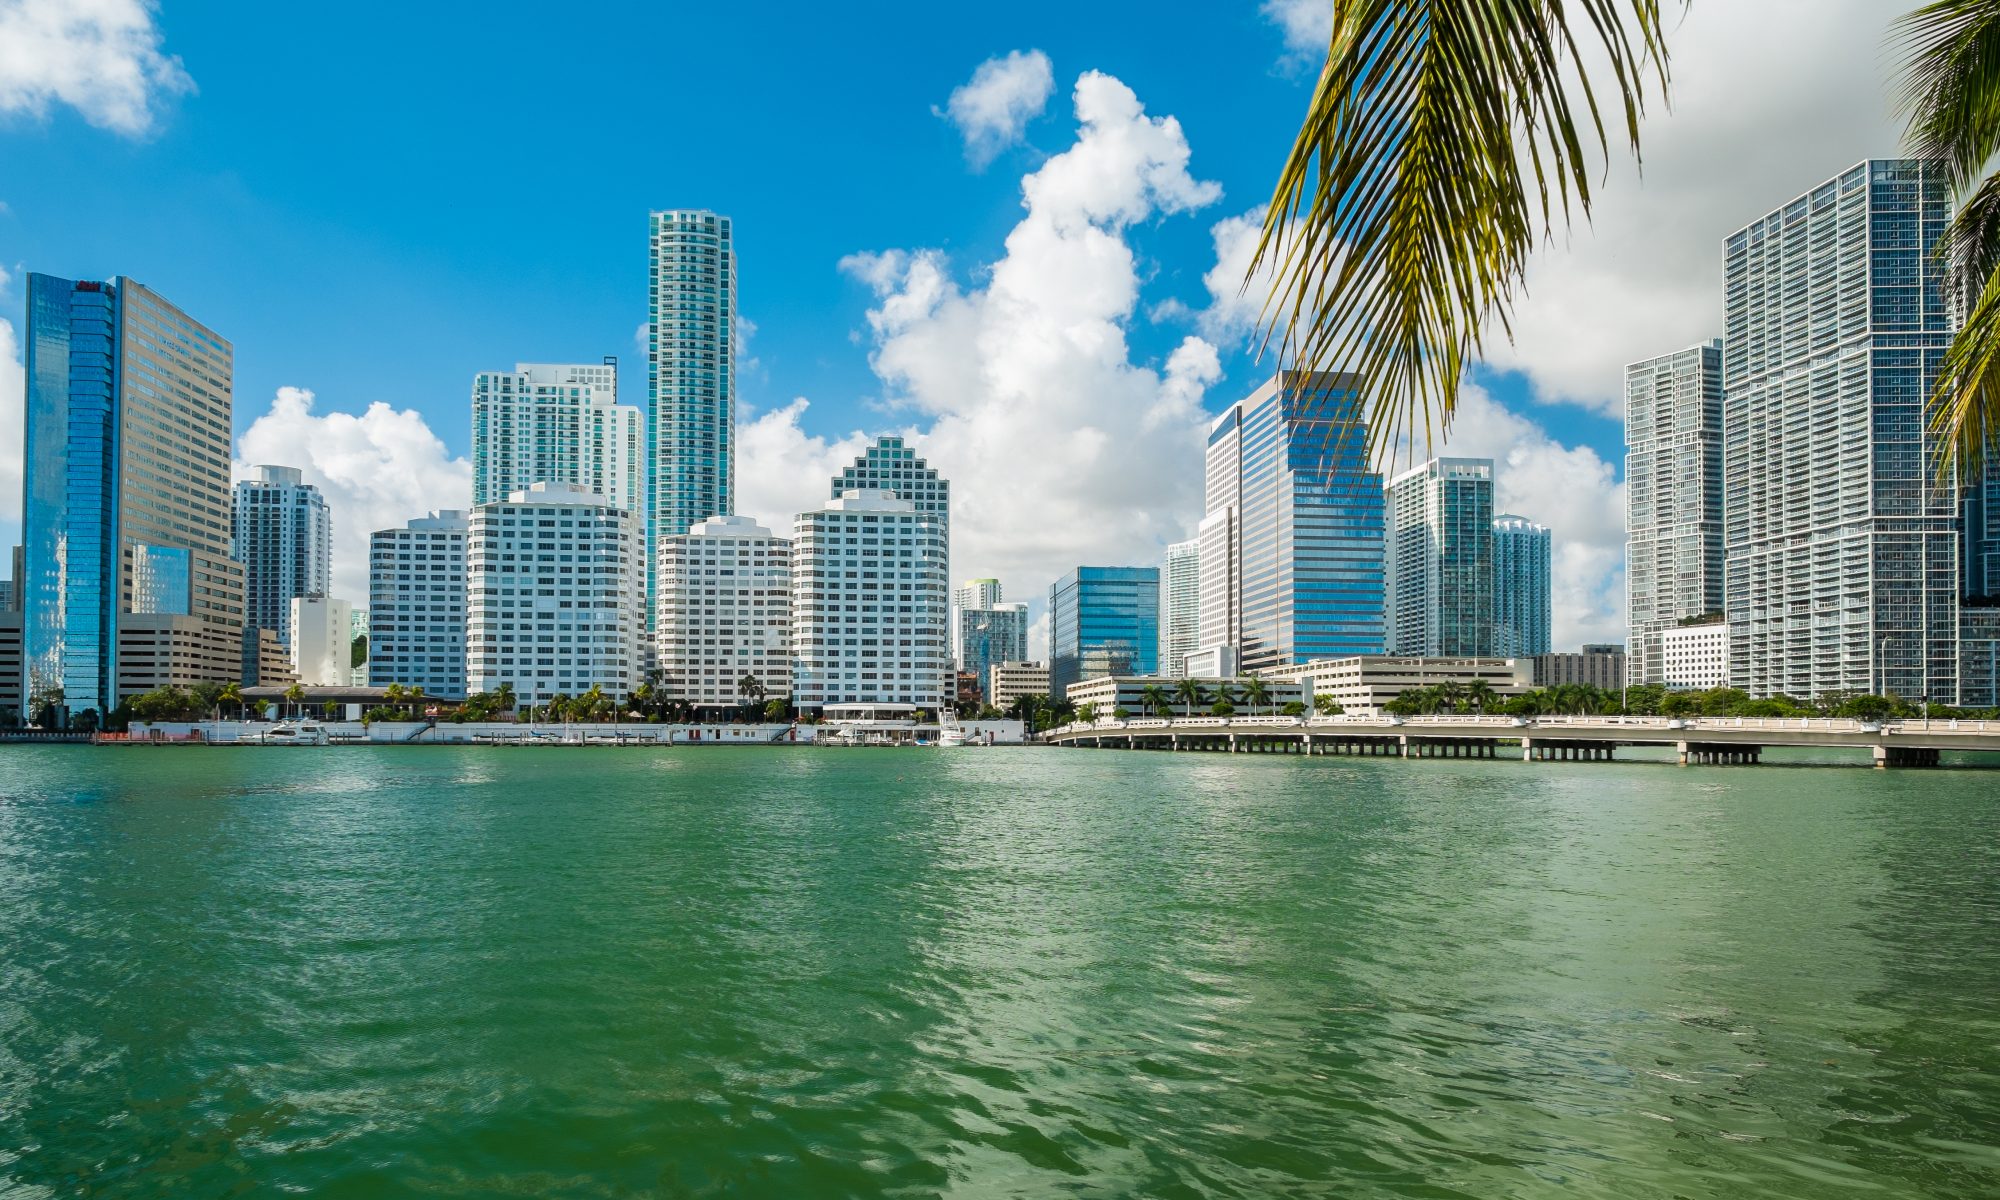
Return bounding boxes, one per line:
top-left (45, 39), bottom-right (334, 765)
top-left (1252, 0), bottom-right (1670, 458)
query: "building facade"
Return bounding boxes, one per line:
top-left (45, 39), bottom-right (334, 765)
top-left (1661, 620), bottom-right (1730, 691)
top-left (233, 465), bottom-right (331, 649)
top-left (1265, 656), bottom-right (1532, 717)
top-left (790, 491), bottom-right (950, 713)
top-left (647, 209), bottom-right (737, 625)
top-left (1530, 650), bottom-right (1627, 690)
top-left (466, 484), bottom-right (645, 706)
top-left (21, 274), bottom-right (242, 723)
top-left (1491, 513), bottom-right (1551, 658)
top-left (1385, 458), bottom-right (1495, 657)
top-left (1198, 371), bottom-right (1385, 673)
top-left (368, 510), bottom-right (468, 698)
top-left (288, 595), bottom-right (355, 687)
top-left (957, 604), bottom-right (1028, 694)
top-left (1049, 567), bottom-right (1160, 699)
top-left (1065, 674), bottom-right (1307, 718)
top-left (472, 361), bottom-right (642, 513)
top-left (655, 514), bottom-right (792, 711)
top-left (988, 661), bottom-right (1050, 708)
top-left (1161, 538), bottom-right (1200, 679)
top-left (1625, 340), bottom-right (1725, 685)
top-left (1724, 160), bottom-right (1962, 702)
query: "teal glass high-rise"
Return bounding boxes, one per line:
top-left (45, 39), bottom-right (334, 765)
top-left (1049, 567), bottom-right (1161, 699)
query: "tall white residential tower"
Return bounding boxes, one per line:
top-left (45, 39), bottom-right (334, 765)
top-left (1625, 340), bottom-right (1724, 685)
top-left (368, 510), bottom-right (468, 697)
top-left (232, 465), bottom-right (331, 649)
top-left (790, 491), bottom-right (949, 713)
top-left (656, 515), bottom-right (793, 711)
top-left (471, 361), bottom-right (641, 513)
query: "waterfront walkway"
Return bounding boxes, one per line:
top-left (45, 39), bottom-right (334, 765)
top-left (1044, 714), bottom-right (2000, 768)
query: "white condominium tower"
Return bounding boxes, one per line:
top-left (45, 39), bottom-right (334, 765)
top-left (466, 484), bottom-right (644, 706)
top-left (648, 209), bottom-right (736, 627)
top-left (289, 595), bottom-right (354, 687)
top-left (1491, 514), bottom-right (1551, 657)
top-left (232, 465), bottom-right (331, 648)
top-left (791, 490), bottom-right (949, 713)
top-left (1384, 457), bottom-right (1495, 657)
top-left (1723, 160), bottom-right (1962, 702)
top-left (368, 510), bottom-right (468, 697)
top-left (656, 515), bottom-right (793, 711)
top-left (1624, 340), bottom-right (1724, 685)
top-left (1161, 538), bottom-right (1200, 678)
top-left (472, 361), bottom-right (642, 513)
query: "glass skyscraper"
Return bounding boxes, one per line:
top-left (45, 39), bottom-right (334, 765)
top-left (1049, 567), bottom-right (1160, 699)
top-left (1384, 457), bottom-right (1495, 657)
top-left (1491, 513), bottom-right (1551, 657)
top-left (233, 465), bottom-right (331, 649)
top-left (1161, 538), bottom-right (1200, 678)
top-left (1722, 160), bottom-right (1960, 702)
top-left (21, 274), bottom-right (238, 724)
top-left (1625, 340), bottom-right (1724, 685)
top-left (1197, 371), bottom-right (1385, 674)
top-left (648, 210), bottom-right (736, 627)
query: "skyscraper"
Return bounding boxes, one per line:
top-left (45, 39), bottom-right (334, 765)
top-left (657, 515), bottom-right (793, 712)
top-left (1625, 340), bottom-right (1724, 685)
top-left (1491, 514), bottom-right (1552, 658)
top-left (834, 436), bottom-right (949, 526)
top-left (1384, 458), bottom-right (1495, 657)
top-left (1161, 538), bottom-right (1200, 678)
top-left (1723, 160), bottom-right (1960, 702)
top-left (368, 510), bottom-right (468, 698)
top-left (21, 274), bottom-right (242, 723)
top-left (1198, 371), bottom-right (1385, 674)
top-left (957, 604), bottom-right (1029, 693)
top-left (233, 465), bottom-right (331, 649)
top-left (472, 361), bottom-right (642, 512)
top-left (1049, 567), bottom-right (1160, 698)
top-left (648, 210), bottom-right (736, 626)
top-left (790, 491), bottom-right (949, 712)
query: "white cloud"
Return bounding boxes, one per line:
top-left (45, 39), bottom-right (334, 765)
top-left (233, 387), bottom-right (472, 604)
top-left (0, 0), bottom-right (192, 136)
top-left (733, 397), bottom-right (883, 534)
top-left (1262, 0), bottom-right (1333, 58)
top-left (1413, 385), bottom-right (1627, 649)
top-left (1483, 0), bottom-right (1905, 414)
top-left (940, 49), bottom-right (1055, 168)
top-left (742, 70), bottom-right (1224, 624)
top-left (1193, 206), bottom-right (1297, 344)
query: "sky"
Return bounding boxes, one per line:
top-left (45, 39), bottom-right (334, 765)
top-left (0, 0), bottom-right (1914, 651)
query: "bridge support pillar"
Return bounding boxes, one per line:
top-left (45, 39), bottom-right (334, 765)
top-left (1228, 733), bottom-right (1237, 754)
top-left (1399, 735), bottom-right (1410, 758)
top-left (1521, 737), bottom-right (1533, 762)
top-left (1875, 745), bottom-right (1940, 769)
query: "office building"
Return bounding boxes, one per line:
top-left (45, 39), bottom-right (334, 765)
top-left (368, 510), bottom-right (468, 698)
top-left (1725, 161), bottom-right (1963, 702)
top-left (1491, 513), bottom-right (1551, 657)
top-left (1530, 649), bottom-right (1627, 690)
top-left (1661, 620), bottom-right (1729, 691)
top-left (791, 490), bottom-right (949, 712)
top-left (1049, 566), bottom-right (1160, 698)
top-left (957, 604), bottom-right (1028, 692)
top-left (1161, 538), bottom-right (1200, 678)
top-left (471, 361), bottom-right (642, 513)
top-left (465, 484), bottom-right (644, 706)
top-left (1266, 656), bottom-right (1532, 718)
top-left (1385, 458), bottom-right (1495, 656)
top-left (647, 209), bottom-right (737, 625)
top-left (1198, 371), bottom-right (1385, 673)
top-left (1967, 464), bottom-right (2000, 600)
top-left (233, 465), bottom-right (331, 649)
top-left (21, 274), bottom-right (242, 723)
top-left (1625, 339), bottom-right (1725, 685)
top-left (289, 595), bottom-right (355, 687)
top-left (656, 514), bottom-right (792, 712)
top-left (988, 661), bottom-right (1050, 708)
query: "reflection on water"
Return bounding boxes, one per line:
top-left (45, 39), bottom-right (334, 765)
top-left (0, 747), bottom-right (1995, 1198)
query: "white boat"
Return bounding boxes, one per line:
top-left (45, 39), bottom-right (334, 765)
top-left (255, 721), bottom-right (329, 746)
top-left (939, 726), bottom-right (988, 747)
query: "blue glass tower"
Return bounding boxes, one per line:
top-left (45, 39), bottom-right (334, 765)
top-left (1199, 371), bottom-right (1385, 673)
top-left (1048, 567), bottom-right (1161, 698)
top-left (1492, 513), bottom-right (1552, 657)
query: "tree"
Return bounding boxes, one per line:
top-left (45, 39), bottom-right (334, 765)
top-left (351, 634), bottom-right (369, 669)
top-left (1076, 703), bottom-right (1099, 726)
top-left (1281, 700), bottom-right (1307, 717)
top-left (738, 673), bottom-right (766, 716)
top-left (190, 681), bottom-right (224, 720)
top-left (1210, 699), bottom-right (1236, 717)
top-left (763, 697), bottom-right (789, 723)
top-left (1254, 2), bottom-right (1670, 462)
top-left (218, 681), bottom-right (243, 720)
top-left (1112, 706), bottom-right (1131, 720)
top-left (1465, 678), bottom-right (1496, 713)
top-left (1174, 677), bottom-right (1207, 716)
top-left (1140, 683), bottom-right (1172, 720)
top-left (1836, 693), bottom-right (1896, 723)
top-left (284, 683), bottom-right (306, 720)
top-left (1242, 676), bottom-right (1273, 715)
top-left (1314, 693), bottom-right (1344, 717)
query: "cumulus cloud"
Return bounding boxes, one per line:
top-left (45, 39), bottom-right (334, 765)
top-left (742, 70), bottom-right (1225, 615)
top-left (0, 0), bottom-right (192, 135)
top-left (1262, 0), bottom-right (1333, 58)
top-left (940, 49), bottom-right (1055, 168)
top-left (233, 387), bottom-right (472, 604)
top-left (733, 397), bottom-right (884, 533)
top-left (1482, 0), bottom-right (1905, 414)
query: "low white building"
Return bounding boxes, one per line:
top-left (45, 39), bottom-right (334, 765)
top-left (465, 483), bottom-right (644, 707)
top-left (289, 596), bottom-right (355, 687)
top-left (1661, 620), bottom-right (1729, 691)
top-left (1066, 674), bottom-right (1307, 717)
top-left (791, 490), bottom-right (949, 714)
top-left (987, 661), bottom-right (1049, 708)
top-left (1264, 656), bottom-right (1532, 716)
top-left (656, 514), bottom-right (792, 711)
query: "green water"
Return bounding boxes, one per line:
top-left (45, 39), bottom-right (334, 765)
top-left (1, 747), bottom-right (1997, 1198)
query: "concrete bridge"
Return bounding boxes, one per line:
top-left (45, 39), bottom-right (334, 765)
top-left (1043, 714), bottom-right (2000, 768)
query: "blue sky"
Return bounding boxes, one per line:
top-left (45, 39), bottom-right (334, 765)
top-left (0, 0), bottom-right (1910, 646)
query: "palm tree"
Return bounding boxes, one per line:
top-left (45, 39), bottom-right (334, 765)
top-left (1243, 676), bottom-right (1273, 715)
top-left (1253, 3), bottom-right (1671, 461)
top-left (217, 681), bottom-right (242, 721)
top-left (1140, 683), bottom-right (1172, 720)
top-left (1899, 5), bottom-right (2000, 480)
top-left (284, 683), bottom-right (306, 720)
top-left (1466, 678), bottom-right (1496, 714)
top-left (1174, 677), bottom-right (1207, 716)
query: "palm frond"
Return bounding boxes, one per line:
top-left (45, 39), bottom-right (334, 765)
top-left (1929, 258), bottom-right (2000, 482)
top-left (1252, 0), bottom-right (1670, 459)
top-left (1895, 0), bottom-right (2000, 192)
